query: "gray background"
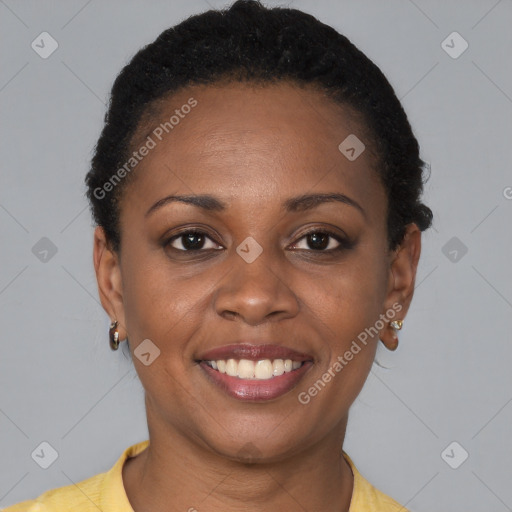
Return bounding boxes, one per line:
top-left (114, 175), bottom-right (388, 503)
top-left (1, 0), bottom-right (511, 511)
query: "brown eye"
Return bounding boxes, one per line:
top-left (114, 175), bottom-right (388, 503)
top-left (306, 232), bottom-right (330, 250)
top-left (167, 231), bottom-right (222, 251)
top-left (292, 230), bottom-right (345, 251)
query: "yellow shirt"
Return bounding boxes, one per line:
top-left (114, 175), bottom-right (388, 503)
top-left (3, 440), bottom-right (408, 512)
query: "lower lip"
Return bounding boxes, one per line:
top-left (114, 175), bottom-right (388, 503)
top-left (199, 361), bottom-right (313, 402)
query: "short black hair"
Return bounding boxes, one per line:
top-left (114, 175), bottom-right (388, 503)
top-left (85, 0), bottom-right (433, 253)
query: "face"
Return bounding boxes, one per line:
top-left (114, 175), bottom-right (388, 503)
top-left (94, 81), bottom-right (420, 462)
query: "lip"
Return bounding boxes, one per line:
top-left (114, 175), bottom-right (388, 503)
top-left (199, 360), bottom-right (314, 402)
top-left (196, 343), bottom-right (315, 402)
top-left (196, 343), bottom-right (314, 362)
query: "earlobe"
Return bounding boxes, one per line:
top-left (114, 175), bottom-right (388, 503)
top-left (93, 226), bottom-right (127, 340)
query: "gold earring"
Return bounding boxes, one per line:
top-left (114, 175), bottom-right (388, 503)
top-left (390, 320), bottom-right (403, 330)
top-left (384, 319), bottom-right (403, 351)
top-left (109, 320), bottom-right (120, 350)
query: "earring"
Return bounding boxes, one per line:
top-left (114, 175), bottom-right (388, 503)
top-left (109, 320), bottom-right (120, 350)
top-left (390, 320), bottom-right (403, 330)
top-left (384, 319), bottom-right (403, 351)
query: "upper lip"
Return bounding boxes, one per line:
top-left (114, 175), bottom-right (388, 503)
top-left (197, 343), bottom-right (314, 362)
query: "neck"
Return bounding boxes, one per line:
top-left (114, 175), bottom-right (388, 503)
top-left (123, 410), bottom-right (354, 512)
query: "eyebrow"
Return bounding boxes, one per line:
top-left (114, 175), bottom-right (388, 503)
top-left (146, 192), bottom-right (366, 219)
top-left (145, 194), bottom-right (226, 217)
top-left (283, 193), bottom-right (366, 219)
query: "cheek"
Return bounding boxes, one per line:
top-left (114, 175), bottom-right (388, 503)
top-left (297, 244), bottom-right (388, 401)
top-left (303, 251), bottom-right (388, 339)
top-left (120, 250), bottom-right (180, 342)
top-left (120, 257), bottom-right (201, 401)
top-left (120, 247), bottom-right (217, 359)
top-left (295, 264), bottom-right (382, 420)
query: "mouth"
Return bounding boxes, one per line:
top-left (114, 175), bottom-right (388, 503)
top-left (202, 357), bottom-right (306, 379)
top-left (196, 344), bottom-right (314, 402)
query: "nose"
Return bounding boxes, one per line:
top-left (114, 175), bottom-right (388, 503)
top-left (213, 246), bottom-right (300, 326)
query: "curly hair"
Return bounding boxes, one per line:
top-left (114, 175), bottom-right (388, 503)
top-left (85, 0), bottom-right (433, 253)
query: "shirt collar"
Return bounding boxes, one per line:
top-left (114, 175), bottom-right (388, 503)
top-left (100, 441), bottom-right (377, 512)
top-left (100, 439), bottom-right (149, 512)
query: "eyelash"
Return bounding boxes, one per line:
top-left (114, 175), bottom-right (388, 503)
top-left (164, 228), bottom-right (353, 254)
top-left (290, 228), bottom-right (350, 252)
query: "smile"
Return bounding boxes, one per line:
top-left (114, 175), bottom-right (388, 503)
top-left (204, 358), bottom-right (304, 380)
top-left (196, 343), bottom-right (314, 401)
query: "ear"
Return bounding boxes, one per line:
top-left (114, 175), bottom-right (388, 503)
top-left (379, 223), bottom-right (422, 351)
top-left (93, 226), bottom-right (128, 340)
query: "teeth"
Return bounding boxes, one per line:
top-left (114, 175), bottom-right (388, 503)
top-left (273, 359), bottom-right (285, 376)
top-left (254, 359), bottom-right (273, 379)
top-left (205, 358), bottom-right (304, 380)
top-left (226, 358), bottom-right (238, 377)
top-left (238, 359), bottom-right (255, 379)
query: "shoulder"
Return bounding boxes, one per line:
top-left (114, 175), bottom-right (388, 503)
top-left (1, 471), bottom-right (105, 512)
top-left (343, 452), bottom-right (409, 512)
top-left (2, 440), bottom-right (149, 512)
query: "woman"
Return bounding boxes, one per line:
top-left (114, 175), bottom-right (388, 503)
top-left (5, 1), bottom-right (432, 510)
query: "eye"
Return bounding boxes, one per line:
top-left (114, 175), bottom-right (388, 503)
top-left (290, 230), bottom-right (348, 252)
top-left (166, 230), bottom-right (223, 251)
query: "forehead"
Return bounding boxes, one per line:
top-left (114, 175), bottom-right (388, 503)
top-left (123, 81), bottom-right (385, 219)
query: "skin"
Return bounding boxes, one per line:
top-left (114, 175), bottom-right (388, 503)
top-left (93, 81), bottom-right (421, 512)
